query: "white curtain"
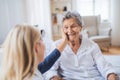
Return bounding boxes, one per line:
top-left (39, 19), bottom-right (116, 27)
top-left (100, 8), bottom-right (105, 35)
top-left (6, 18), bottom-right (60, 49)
top-left (25, 0), bottom-right (52, 39)
top-left (25, 0), bottom-right (44, 27)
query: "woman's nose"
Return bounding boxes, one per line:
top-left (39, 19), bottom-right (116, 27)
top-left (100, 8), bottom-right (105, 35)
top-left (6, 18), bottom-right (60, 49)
top-left (67, 27), bottom-right (72, 33)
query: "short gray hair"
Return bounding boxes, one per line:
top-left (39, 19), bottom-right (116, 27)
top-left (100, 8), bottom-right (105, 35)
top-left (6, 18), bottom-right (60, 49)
top-left (62, 11), bottom-right (83, 27)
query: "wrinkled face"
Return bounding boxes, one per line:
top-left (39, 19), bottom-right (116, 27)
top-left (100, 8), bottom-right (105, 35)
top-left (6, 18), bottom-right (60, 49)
top-left (63, 18), bottom-right (82, 41)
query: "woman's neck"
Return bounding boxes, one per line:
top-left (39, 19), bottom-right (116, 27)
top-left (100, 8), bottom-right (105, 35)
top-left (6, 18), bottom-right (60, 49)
top-left (68, 38), bottom-right (81, 54)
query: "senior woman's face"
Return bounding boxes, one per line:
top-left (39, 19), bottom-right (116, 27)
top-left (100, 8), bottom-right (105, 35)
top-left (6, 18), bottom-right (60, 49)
top-left (63, 18), bottom-right (82, 41)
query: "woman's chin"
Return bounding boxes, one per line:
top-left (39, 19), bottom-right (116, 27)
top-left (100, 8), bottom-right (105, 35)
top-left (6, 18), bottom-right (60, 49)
top-left (69, 37), bottom-right (75, 41)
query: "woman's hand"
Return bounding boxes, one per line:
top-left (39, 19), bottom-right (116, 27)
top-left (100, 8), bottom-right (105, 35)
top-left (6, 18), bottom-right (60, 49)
top-left (62, 28), bottom-right (69, 42)
top-left (107, 73), bottom-right (119, 80)
top-left (50, 76), bottom-right (63, 80)
top-left (56, 29), bottom-right (68, 52)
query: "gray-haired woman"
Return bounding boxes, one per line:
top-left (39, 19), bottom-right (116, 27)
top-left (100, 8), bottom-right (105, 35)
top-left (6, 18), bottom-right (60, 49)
top-left (45, 11), bottom-right (118, 80)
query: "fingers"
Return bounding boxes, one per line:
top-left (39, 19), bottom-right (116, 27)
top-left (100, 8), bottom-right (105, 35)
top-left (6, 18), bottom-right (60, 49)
top-left (61, 29), bottom-right (69, 41)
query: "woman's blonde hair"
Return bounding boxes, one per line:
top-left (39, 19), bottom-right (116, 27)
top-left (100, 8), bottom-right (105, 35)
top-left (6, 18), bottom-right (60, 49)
top-left (0, 24), bottom-right (40, 80)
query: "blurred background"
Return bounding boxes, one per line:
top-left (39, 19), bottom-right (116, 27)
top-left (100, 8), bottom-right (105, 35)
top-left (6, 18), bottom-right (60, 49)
top-left (0, 0), bottom-right (120, 76)
top-left (0, 0), bottom-right (120, 48)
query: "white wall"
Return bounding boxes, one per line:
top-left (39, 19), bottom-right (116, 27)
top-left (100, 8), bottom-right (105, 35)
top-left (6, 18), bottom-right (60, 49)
top-left (111, 0), bottom-right (120, 46)
top-left (72, 0), bottom-right (77, 11)
top-left (0, 0), bottom-right (52, 44)
top-left (0, 0), bottom-right (10, 44)
top-left (0, 0), bottom-right (26, 44)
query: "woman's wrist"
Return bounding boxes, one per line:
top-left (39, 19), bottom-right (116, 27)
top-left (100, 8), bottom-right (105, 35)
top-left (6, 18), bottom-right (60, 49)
top-left (107, 73), bottom-right (118, 80)
top-left (56, 39), bottom-right (67, 52)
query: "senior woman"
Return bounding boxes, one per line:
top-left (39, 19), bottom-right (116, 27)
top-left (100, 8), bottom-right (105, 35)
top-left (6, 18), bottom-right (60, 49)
top-left (45, 11), bottom-right (118, 80)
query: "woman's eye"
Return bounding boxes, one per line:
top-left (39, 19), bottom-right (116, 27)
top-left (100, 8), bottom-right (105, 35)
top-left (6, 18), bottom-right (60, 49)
top-left (71, 25), bottom-right (76, 28)
top-left (64, 26), bottom-right (68, 29)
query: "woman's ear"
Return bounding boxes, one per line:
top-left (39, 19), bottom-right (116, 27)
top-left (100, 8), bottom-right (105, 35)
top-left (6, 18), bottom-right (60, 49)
top-left (34, 42), bottom-right (39, 54)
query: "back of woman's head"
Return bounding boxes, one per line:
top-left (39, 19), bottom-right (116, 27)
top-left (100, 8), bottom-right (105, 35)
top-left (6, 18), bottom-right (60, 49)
top-left (0, 24), bottom-right (40, 80)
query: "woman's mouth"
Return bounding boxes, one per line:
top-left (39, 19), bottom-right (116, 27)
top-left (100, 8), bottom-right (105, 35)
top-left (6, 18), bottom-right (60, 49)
top-left (68, 33), bottom-right (76, 36)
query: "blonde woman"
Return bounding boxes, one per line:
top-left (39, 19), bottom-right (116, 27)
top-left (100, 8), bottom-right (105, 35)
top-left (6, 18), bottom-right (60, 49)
top-left (0, 24), bottom-right (68, 80)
